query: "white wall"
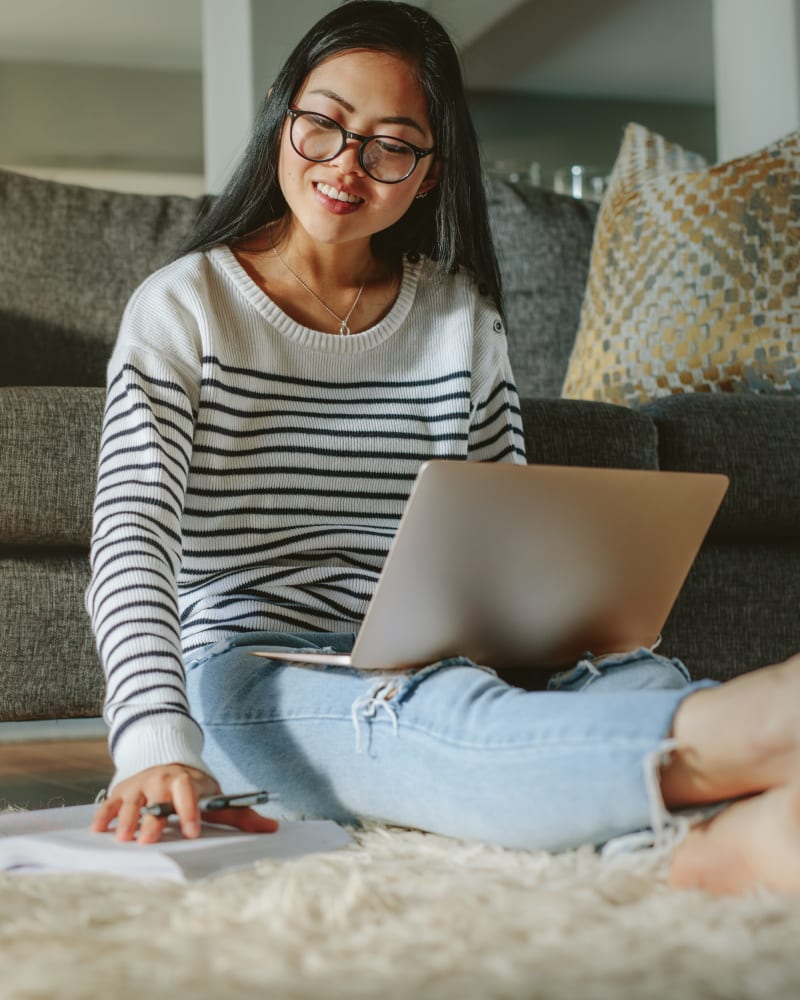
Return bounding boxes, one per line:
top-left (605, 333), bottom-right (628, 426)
top-left (201, 0), bottom-right (336, 193)
top-left (0, 62), bottom-right (202, 178)
top-left (8, 2), bottom-right (797, 195)
top-left (713, 0), bottom-right (800, 159)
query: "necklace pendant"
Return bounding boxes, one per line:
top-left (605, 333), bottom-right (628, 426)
top-left (272, 244), bottom-right (365, 338)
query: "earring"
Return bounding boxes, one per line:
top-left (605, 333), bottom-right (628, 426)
top-left (415, 190), bottom-right (429, 200)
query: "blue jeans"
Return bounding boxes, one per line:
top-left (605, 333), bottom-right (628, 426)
top-left (186, 632), bottom-right (713, 852)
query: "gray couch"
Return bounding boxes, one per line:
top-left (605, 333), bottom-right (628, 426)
top-left (2, 168), bottom-right (798, 723)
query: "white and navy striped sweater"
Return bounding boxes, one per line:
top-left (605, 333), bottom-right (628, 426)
top-left (87, 248), bottom-right (527, 782)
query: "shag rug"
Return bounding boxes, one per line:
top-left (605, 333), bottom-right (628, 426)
top-left (2, 823), bottom-right (800, 1000)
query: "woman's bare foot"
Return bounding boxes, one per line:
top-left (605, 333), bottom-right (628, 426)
top-left (661, 653), bottom-right (800, 808)
top-left (669, 782), bottom-right (800, 895)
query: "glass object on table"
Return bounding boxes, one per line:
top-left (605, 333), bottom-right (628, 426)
top-left (485, 159), bottom-right (542, 187)
top-left (553, 165), bottom-right (610, 202)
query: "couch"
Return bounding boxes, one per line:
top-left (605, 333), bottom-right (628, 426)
top-left (1, 167), bottom-right (798, 724)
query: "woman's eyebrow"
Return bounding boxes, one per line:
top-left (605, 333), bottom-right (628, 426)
top-left (306, 88), bottom-right (426, 136)
top-left (379, 115), bottom-right (426, 136)
top-left (307, 88), bottom-right (355, 112)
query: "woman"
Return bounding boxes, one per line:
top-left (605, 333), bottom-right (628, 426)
top-left (89, 0), bottom-right (800, 896)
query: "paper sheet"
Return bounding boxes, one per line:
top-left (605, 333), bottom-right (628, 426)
top-left (0, 803), bottom-right (353, 881)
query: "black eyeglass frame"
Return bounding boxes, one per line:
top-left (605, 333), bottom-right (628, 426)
top-left (286, 108), bottom-right (435, 184)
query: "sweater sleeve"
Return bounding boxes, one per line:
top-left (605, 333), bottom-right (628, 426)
top-left (468, 299), bottom-right (527, 465)
top-left (86, 280), bottom-right (207, 787)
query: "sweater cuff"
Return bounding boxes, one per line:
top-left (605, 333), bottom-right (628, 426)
top-left (109, 714), bottom-right (210, 790)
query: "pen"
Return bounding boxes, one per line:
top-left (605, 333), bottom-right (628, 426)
top-left (142, 790), bottom-right (277, 818)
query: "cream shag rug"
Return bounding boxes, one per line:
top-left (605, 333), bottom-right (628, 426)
top-left (2, 823), bottom-right (800, 1000)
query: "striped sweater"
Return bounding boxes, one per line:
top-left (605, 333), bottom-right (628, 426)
top-left (87, 248), bottom-right (527, 783)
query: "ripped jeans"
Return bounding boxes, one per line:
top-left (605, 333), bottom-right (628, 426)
top-left (185, 632), bottom-right (716, 853)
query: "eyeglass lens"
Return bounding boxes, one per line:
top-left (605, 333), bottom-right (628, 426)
top-left (291, 112), bottom-right (418, 182)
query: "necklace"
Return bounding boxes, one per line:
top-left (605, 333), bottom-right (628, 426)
top-left (273, 245), bottom-right (366, 336)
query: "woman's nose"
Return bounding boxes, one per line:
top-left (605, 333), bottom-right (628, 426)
top-left (331, 137), bottom-right (364, 174)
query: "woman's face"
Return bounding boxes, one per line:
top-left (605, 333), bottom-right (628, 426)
top-left (278, 48), bottom-right (438, 249)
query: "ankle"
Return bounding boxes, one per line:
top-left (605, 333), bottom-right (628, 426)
top-left (660, 688), bottom-right (718, 807)
top-left (662, 670), bottom-right (800, 808)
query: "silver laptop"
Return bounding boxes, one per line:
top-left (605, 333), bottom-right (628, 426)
top-left (251, 461), bottom-right (728, 673)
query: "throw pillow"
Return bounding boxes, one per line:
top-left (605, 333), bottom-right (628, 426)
top-left (561, 123), bottom-right (800, 406)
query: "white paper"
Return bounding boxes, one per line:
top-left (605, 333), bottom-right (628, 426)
top-left (0, 804), bottom-right (352, 882)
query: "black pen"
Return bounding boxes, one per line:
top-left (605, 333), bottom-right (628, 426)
top-left (142, 790), bottom-right (277, 818)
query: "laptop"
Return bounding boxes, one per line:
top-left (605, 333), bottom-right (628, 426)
top-left (251, 461), bottom-right (728, 674)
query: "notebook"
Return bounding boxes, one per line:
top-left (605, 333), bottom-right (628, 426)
top-left (252, 461), bottom-right (728, 673)
top-left (0, 804), bottom-right (352, 882)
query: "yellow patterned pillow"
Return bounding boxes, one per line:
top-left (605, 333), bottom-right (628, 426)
top-left (562, 123), bottom-right (800, 406)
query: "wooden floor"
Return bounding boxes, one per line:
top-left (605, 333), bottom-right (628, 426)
top-left (0, 739), bottom-right (113, 810)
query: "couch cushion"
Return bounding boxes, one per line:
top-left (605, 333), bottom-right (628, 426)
top-left (487, 179), bottom-right (598, 399)
top-left (0, 168), bottom-right (210, 386)
top-left (520, 398), bottom-right (657, 469)
top-left (0, 551), bottom-right (103, 720)
top-left (0, 387), bottom-right (104, 546)
top-left (562, 124), bottom-right (800, 406)
top-left (661, 541), bottom-right (800, 682)
top-left (643, 394), bottom-right (800, 541)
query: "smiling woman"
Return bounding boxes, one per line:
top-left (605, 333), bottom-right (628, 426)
top-left (83, 0), bottom-right (800, 899)
top-left (87, 0), bottom-right (515, 847)
top-left (178, 2), bottom-right (498, 316)
top-left (258, 46), bottom-right (440, 329)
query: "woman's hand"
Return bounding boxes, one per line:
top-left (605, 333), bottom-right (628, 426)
top-left (91, 763), bottom-right (279, 844)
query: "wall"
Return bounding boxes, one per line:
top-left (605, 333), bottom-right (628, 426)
top-left (0, 58), bottom-right (715, 193)
top-left (0, 61), bottom-right (203, 191)
top-left (469, 91), bottom-right (716, 185)
top-left (712, 0), bottom-right (800, 160)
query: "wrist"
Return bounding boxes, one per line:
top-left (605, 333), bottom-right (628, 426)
top-left (110, 713), bottom-right (208, 788)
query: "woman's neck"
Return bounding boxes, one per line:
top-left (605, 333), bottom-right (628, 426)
top-left (232, 217), bottom-right (403, 336)
top-left (275, 220), bottom-right (384, 290)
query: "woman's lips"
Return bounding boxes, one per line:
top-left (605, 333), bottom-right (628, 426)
top-left (313, 181), bottom-right (364, 215)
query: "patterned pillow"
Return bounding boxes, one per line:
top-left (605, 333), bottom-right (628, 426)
top-left (561, 123), bottom-right (800, 406)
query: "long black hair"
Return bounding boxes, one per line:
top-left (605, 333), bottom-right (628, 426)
top-left (180, 0), bottom-right (503, 314)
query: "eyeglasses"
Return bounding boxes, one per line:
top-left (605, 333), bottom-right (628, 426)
top-left (286, 108), bottom-right (434, 184)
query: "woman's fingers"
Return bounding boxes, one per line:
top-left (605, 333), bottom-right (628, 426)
top-left (91, 798), bottom-right (120, 833)
top-left (115, 795), bottom-right (147, 841)
top-left (200, 806), bottom-right (279, 834)
top-left (90, 766), bottom-right (212, 843)
top-left (171, 770), bottom-right (202, 838)
top-left (89, 765), bottom-right (277, 843)
top-left (136, 814), bottom-right (169, 844)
